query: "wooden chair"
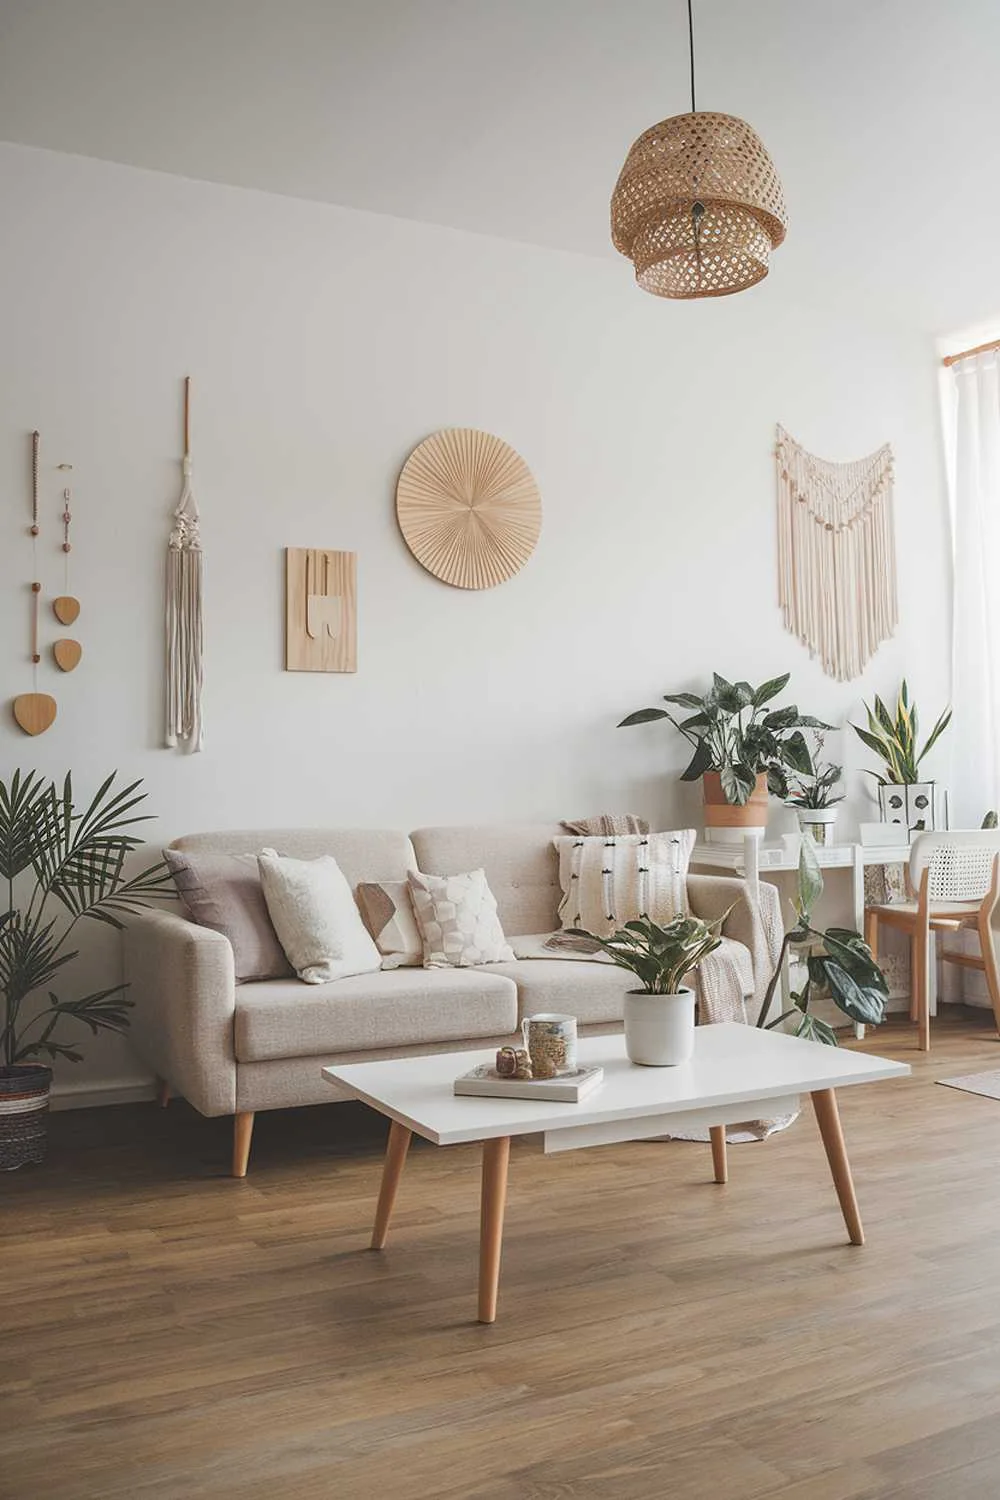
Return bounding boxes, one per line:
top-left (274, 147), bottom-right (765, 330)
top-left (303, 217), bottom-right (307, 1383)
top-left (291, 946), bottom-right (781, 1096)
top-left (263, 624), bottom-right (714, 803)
top-left (865, 831), bottom-right (1000, 1051)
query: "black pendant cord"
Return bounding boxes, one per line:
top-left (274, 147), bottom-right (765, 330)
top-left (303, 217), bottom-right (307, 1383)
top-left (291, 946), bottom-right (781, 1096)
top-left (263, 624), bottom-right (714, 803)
top-left (687, 0), bottom-right (696, 112)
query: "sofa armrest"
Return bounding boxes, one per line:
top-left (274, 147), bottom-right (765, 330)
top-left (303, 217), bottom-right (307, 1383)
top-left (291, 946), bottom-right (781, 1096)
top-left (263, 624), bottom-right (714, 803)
top-left (686, 873), bottom-right (784, 1014)
top-left (123, 908), bottom-right (237, 1117)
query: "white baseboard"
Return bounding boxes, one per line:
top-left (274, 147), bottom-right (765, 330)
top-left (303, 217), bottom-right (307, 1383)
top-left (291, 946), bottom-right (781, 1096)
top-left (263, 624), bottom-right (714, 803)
top-left (50, 1077), bottom-right (156, 1112)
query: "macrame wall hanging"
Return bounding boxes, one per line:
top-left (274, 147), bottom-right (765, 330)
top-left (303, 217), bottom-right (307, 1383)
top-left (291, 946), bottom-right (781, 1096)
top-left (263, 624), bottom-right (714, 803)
top-left (775, 424), bottom-right (898, 682)
top-left (165, 376), bottom-right (204, 752)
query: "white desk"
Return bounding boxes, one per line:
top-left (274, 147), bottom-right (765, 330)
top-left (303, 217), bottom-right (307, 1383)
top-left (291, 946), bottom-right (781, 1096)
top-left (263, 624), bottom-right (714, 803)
top-left (691, 835), bottom-right (916, 1035)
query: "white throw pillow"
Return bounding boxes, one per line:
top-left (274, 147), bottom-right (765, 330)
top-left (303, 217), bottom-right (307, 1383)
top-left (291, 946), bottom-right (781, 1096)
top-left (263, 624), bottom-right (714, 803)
top-left (407, 868), bottom-right (515, 969)
top-left (257, 849), bottom-right (382, 985)
top-left (552, 830), bottom-right (696, 939)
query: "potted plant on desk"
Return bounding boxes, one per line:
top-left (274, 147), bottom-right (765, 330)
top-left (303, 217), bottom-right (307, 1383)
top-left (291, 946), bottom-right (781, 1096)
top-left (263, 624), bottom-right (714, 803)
top-left (569, 913), bottom-right (725, 1066)
top-left (0, 770), bottom-right (172, 1170)
top-left (785, 735), bottom-right (844, 846)
top-left (619, 672), bottom-right (830, 844)
top-left (851, 681), bottom-right (951, 832)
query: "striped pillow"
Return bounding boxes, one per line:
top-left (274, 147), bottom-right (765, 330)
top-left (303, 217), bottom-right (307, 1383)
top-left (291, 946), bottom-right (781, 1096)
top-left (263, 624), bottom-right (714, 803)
top-left (553, 831), bottom-right (695, 939)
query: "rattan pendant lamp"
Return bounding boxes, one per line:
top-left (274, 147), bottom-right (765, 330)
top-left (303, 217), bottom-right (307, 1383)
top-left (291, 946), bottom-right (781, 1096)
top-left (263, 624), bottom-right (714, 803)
top-left (611, 0), bottom-right (787, 298)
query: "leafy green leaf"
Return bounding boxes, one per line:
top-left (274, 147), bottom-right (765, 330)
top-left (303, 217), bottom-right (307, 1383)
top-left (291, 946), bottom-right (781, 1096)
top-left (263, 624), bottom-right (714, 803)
top-left (680, 738), bottom-right (714, 782)
top-left (780, 730), bottom-right (814, 776)
top-left (823, 962), bottom-right (887, 1025)
top-left (618, 708), bottom-right (670, 727)
top-left (795, 1012), bottom-right (839, 1046)
top-left (662, 693), bottom-right (706, 710)
top-left (720, 762), bottom-right (756, 806)
top-left (752, 673), bottom-right (791, 707)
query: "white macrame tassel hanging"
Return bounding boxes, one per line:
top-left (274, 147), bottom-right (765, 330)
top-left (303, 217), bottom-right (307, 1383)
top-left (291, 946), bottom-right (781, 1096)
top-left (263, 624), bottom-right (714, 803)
top-left (775, 424), bottom-right (897, 682)
top-left (165, 376), bottom-right (204, 751)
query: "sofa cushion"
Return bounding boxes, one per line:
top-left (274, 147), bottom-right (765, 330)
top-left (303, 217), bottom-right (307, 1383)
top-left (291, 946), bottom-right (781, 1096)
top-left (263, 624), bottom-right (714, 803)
top-left (552, 830), bottom-right (695, 938)
top-left (485, 935), bottom-right (756, 1026)
top-left (171, 829), bottom-right (416, 888)
top-left (258, 850), bottom-right (381, 984)
top-left (480, 958), bottom-right (635, 1025)
top-left (411, 824), bottom-right (566, 935)
top-left (234, 968), bottom-right (518, 1062)
top-left (408, 868), bottom-right (515, 968)
top-left (163, 849), bottom-right (292, 982)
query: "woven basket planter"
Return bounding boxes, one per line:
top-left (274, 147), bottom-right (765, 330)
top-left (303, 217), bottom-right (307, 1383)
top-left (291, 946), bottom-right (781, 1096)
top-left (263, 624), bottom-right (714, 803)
top-left (0, 1064), bottom-right (52, 1171)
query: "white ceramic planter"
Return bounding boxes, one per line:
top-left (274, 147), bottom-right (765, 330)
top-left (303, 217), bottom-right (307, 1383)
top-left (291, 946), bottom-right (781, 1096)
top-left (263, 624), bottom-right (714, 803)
top-left (624, 988), bottom-right (696, 1067)
top-left (795, 806), bottom-right (838, 846)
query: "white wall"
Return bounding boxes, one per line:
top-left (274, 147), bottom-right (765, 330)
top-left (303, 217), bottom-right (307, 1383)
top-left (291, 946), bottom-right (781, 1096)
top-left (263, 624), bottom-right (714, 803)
top-left (0, 144), bottom-right (952, 1101)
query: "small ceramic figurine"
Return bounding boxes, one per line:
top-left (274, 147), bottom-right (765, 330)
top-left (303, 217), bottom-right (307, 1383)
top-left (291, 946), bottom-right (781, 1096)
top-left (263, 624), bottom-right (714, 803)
top-left (495, 1046), bottom-right (519, 1077)
top-left (511, 1048), bottom-right (533, 1079)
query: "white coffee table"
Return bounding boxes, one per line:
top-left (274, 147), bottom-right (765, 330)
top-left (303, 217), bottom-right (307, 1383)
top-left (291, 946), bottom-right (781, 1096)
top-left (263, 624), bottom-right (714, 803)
top-left (324, 1023), bottom-right (909, 1323)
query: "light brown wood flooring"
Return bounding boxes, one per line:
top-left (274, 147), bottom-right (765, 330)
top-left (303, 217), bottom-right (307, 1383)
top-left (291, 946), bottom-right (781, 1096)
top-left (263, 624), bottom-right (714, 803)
top-left (4, 1013), bottom-right (1000, 1500)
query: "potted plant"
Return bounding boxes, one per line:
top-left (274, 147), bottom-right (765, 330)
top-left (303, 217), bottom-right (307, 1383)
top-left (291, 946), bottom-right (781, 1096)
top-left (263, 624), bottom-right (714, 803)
top-left (755, 837), bottom-right (888, 1044)
top-left (851, 681), bottom-right (951, 832)
top-left (620, 672), bottom-right (830, 843)
top-left (0, 770), bottom-right (172, 1170)
top-left (569, 912), bottom-right (725, 1065)
top-left (785, 734), bottom-right (844, 846)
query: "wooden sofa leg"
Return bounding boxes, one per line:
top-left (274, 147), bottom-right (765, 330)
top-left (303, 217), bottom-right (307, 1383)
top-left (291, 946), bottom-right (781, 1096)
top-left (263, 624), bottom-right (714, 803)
top-left (232, 1112), bottom-right (255, 1178)
top-left (155, 1076), bottom-right (170, 1108)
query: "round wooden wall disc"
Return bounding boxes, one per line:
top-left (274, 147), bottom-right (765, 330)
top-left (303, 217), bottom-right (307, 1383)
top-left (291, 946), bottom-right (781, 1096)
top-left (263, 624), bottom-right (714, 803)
top-left (396, 428), bottom-right (541, 589)
top-left (53, 639), bottom-right (82, 673)
top-left (53, 595), bottom-right (80, 625)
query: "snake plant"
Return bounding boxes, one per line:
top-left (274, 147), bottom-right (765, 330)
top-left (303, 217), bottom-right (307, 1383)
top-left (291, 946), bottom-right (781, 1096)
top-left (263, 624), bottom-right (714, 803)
top-left (851, 681), bottom-right (951, 785)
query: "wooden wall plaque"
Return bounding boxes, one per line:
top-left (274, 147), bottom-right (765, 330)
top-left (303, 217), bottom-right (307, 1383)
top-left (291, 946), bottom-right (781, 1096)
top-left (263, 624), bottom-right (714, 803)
top-left (285, 548), bottom-right (357, 673)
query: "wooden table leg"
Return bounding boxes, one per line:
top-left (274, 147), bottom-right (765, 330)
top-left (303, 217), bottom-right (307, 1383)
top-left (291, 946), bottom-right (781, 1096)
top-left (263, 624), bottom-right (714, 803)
top-left (370, 1119), bottom-right (412, 1250)
top-left (810, 1088), bottom-right (864, 1246)
top-left (478, 1136), bottom-right (511, 1324)
top-left (709, 1125), bottom-right (728, 1184)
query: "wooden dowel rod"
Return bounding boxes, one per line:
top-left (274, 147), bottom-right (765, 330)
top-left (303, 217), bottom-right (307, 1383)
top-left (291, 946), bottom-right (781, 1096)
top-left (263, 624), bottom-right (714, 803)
top-left (183, 376), bottom-right (191, 457)
top-left (942, 336), bottom-right (1000, 368)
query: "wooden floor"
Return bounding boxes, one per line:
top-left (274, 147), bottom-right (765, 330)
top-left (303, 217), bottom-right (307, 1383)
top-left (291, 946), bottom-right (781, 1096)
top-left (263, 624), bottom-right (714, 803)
top-left (5, 1014), bottom-right (1000, 1500)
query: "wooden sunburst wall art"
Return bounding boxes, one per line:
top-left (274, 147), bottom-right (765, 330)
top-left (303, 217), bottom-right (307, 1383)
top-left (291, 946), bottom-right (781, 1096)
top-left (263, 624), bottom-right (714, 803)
top-left (395, 428), bottom-right (542, 589)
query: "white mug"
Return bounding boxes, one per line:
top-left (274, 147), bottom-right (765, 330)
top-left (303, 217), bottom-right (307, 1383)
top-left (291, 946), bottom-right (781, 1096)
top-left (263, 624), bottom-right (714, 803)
top-left (521, 1013), bottom-right (578, 1078)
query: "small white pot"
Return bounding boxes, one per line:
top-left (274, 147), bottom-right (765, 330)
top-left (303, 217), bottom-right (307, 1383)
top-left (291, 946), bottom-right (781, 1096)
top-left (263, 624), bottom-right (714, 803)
top-left (624, 988), bottom-right (696, 1067)
top-left (794, 806), bottom-right (838, 846)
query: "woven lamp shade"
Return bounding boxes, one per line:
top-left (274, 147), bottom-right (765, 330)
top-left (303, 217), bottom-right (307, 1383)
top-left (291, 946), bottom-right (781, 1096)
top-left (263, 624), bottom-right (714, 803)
top-left (611, 111), bottom-right (787, 299)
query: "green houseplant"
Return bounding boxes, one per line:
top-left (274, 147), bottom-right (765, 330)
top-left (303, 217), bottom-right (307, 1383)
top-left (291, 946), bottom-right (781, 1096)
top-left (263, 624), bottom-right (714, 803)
top-left (620, 672), bottom-right (830, 840)
top-left (755, 838), bottom-right (888, 1045)
top-left (785, 733), bottom-right (844, 845)
top-left (851, 681), bottom-right (950, 832)
top-left (0, 770), bottom-right (173, 1170)
top-left (569, 912), bottom-right (724, 1065)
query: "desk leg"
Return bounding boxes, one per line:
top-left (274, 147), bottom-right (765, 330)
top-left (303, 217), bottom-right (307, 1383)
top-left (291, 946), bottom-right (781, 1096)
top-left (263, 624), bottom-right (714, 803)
top-left (709, 1125), bottom-right (728, 1184)
top-left (852, 848), bottom-right (865, 1040)
top-left (478, 1136), bottom-right (511, 1323)
top-left (810, 1089), bottom-right (864, 1246)
top-left (370, 1119), bottom-right (412, 1250)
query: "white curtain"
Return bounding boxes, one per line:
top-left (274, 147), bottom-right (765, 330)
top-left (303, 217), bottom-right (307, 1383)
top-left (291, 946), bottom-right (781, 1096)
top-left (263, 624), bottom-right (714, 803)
top-left (950, 351), bottom-right (1000, 825)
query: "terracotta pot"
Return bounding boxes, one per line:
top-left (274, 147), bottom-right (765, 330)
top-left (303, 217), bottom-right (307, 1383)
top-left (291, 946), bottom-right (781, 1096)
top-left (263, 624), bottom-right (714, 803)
top-left (702, 771), bottom-right (769, 841)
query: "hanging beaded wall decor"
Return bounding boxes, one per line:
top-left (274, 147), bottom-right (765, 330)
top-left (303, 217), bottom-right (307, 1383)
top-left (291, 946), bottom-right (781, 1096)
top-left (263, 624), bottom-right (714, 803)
top-left (775, 424), bottom-right (897, 682)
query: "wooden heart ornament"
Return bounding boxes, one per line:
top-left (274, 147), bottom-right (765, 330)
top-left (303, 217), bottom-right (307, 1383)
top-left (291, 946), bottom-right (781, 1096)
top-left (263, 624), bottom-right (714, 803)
top-left (53, 639), bottom-right (82, 673)
top-left (53, 596), bottom-right (80, 626)
top-left (13, 693), bottom-right (57, 736)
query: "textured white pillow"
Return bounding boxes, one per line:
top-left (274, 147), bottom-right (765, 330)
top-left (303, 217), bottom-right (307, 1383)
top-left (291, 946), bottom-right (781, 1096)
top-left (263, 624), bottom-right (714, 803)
top-left (553, 830), bottom-right (696, 939)
top-left (407, 868), bottom-right (515, 969)
top-left (257, 849), bottom-right (381, 985)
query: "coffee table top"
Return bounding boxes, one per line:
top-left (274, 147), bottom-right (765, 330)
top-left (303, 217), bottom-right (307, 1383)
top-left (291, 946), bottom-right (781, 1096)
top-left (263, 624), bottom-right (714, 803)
top-left (323, 1023), bottom-right (910, 1145)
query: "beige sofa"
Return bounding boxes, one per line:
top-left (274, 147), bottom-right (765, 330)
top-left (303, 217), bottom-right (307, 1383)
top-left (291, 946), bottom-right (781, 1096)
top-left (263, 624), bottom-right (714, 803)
top-left (123, 824), bottom-right (781, 1175)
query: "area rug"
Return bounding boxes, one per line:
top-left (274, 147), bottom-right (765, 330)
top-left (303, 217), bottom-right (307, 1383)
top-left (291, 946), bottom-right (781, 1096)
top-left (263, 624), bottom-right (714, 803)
top-left (937, 1070), bottom-right (1000, 1101)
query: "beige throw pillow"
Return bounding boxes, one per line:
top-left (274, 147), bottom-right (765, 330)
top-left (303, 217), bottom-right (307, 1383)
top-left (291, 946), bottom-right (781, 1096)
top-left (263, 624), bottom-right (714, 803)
top-left (258, 849), bottom-right (381, 985)
top-left (407, 868), bottom-right (515, 969)
top-left (553, 830), bottom-right (695, 939)
top-left (356, 880), bottom-right (423, 968)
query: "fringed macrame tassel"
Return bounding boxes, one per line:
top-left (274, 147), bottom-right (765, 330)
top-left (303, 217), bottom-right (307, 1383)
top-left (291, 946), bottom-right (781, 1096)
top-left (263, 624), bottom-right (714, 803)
top-left (165, 402), bottom-right (204, 752)
top-left (775, 425), bottom-right (897, 682)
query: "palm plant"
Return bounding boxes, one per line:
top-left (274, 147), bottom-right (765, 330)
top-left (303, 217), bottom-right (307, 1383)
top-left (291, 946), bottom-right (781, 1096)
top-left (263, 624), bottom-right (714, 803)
top-left (755, 838), bottom-right (888, 1045)
top-left (568, 912), bottom-right (724, 994)
top-left (851, 681), bottom-right (951, 785)
top-left (620, 672), bottom-right (830, 805)
top-left (0, 770), bottom-right (173, 1068)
